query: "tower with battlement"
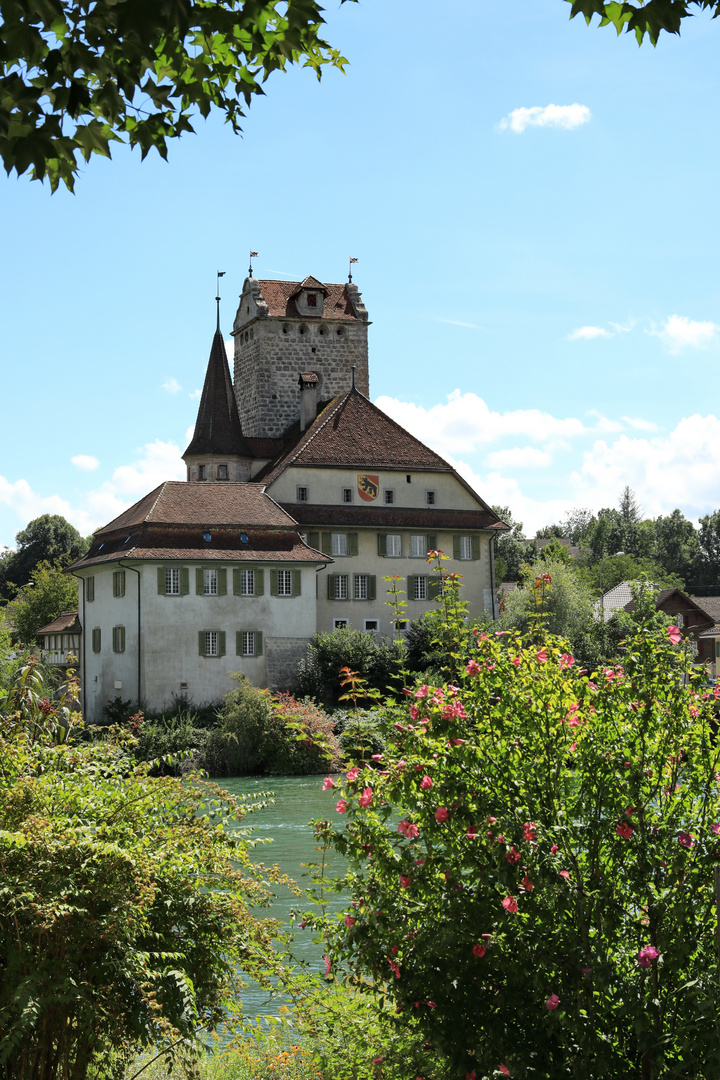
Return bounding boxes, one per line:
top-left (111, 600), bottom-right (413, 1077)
top-left (232, 275), bottom-right (370, 439)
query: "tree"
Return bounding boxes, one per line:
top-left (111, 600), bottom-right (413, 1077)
top-left (0, 514), bottom-right (88, 600)
top-left (492, 505), bottom-right (528, 584)
top-left (654, 509), bottom-right (700, 584)
top-left (0, 0), bottom-right (354, 191)
top-left (695, 509), bottom-right (720, 588)
top-left (618, 485), bottom-right (642, 524)
top-left (567, 0), bottom-right (720, 44)
top-left (318, 619), bottom-right (720, 1078)
top-left (0, 658), bottom-right (279, 1077)
top-left (10, 558), bottom-right (79, 645)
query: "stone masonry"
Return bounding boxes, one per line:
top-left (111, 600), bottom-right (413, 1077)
top-left (266, 636), bottom-right (312, 691)
top-left (232, 277), bottom-right (370, 439)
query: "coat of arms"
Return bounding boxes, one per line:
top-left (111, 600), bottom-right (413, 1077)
top-left (357, 475), bottom-right (379, 502)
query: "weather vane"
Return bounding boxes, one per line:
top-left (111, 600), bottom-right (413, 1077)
top-left (349, 256), bottom-right (358, 283)
top-left (249, 250), bottom-right (258, 277)
top-left (215, 270), bottom-right (225, 331)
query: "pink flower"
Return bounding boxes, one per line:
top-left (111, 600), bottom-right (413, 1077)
top-left (472, 943), bottom-right (486, 957)
top-left (415, 684), bottom-right (430, 698)
top-left (711, 824), bottom-right (720, 835)
top-left (466, 660), bottom-right (481, 676)
top-left (678, 831), bottom-right (694, 849)
top-left (560, 653), bottom-right (575, 669)
top-left (559, 870), bottom-right (570, 880)
top-left (398, 820), bottom-right (420, 839)
top-left (523, 822), bottom-right (537, 841)
top-left (336, 799), bottom-right (347, 814)
top-left (550, 844), bottom-right (559, 854)
top-left (371, 753), bottom-right (383, 762)
top-left (522, 875), bottom-right (534, 891)
top-left (546, 993), bottom-right (560, 1010)
top-left (358, 787), bottom-right (373, 808)
top-left (666, 624), bottom-right (682, 645)
top-left (322, 776), bottom-right (335, 790)
top-left (536, 649), bottom-right (548, 663)
top-left (409, 704), bottom-right (420, 720)
top-left (388, 958), bottom-right (401, 978)
top-left (616, 822), bottom-right (633, 840)
top-left (466, 1073), bottom-right (477, 1080)
top-left (435, 806), bottom-right (450, 823)
top-left (502, 896), bottom-right (518, 913)
top-left (511, 655), bottom-right (522, 666)
top-left (499, 1064), bottom-right (510, 1076)
top-left (323, 954), bottom-right (332, 975)
top-left (466, 826), bottom-right (478, 839)
top-left (506, 846), bottom-right (521, 865)
top-left (372, 1056), bottom-right (383, 1065)
top-left (344, 915), bottom-right (356, 926)
top-left (420, 774), bottom-right (433, 790)
top-left (346, 767), bottom-right (359, 782)
top-left (427, 1000), bottom-right (437, 1008)
top-left (400, 875), bottom-right (412, 888)
top-left (637, 945), bottom-right (660, 969)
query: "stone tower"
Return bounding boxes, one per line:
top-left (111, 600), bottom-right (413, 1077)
top-left (232, 274), bottom-right (370, 439)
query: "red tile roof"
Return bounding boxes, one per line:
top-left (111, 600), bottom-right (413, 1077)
top-left (256, 280), bottom-right (359, 321)
top-left (36, 611), bottom-right (80, 635)
top-left (284, 504), bottom-right (505, 530)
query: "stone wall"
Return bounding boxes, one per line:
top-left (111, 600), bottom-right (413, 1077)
top-left (266, 636), bottom-right (312, 691)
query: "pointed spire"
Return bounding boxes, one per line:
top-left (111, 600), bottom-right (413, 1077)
top-left (183, 329), bottom-right (251, 459)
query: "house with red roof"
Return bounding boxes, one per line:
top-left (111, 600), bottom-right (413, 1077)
top-left (69, 273), bottom-right (507, 720)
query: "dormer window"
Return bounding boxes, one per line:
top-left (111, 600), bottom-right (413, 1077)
top-left (198, 465), bottom-right (206, 481)
top-left (307, 293), bottom-right (318, 308)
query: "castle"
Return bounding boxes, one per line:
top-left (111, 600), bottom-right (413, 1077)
top-left (70, 273), bottom-right (506, 721)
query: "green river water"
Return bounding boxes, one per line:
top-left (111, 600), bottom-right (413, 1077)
top-left (215, 774), bottom-right (345, 1019)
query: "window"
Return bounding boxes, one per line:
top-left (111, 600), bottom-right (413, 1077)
top-left (112, 626), bottom-right (125, 653)
top-left (413, 576), bottom-right (428, 601)
top-left (278, 570), bottom-right (293, 596)
top-left (387, 534), bottom-right (401, 557)
top-left (86, 576), bottom-right (95, 602)
top-left (233, 568), bottom-right (264, 596)
top-left (241, 569), bottom-right (255, 596)
top-left (333, 619), bottom-right (349, 630)
top-left (426, 490), bottom-right (436, 505)
top-left (113, 570), bottom-right (125, 597)
top-left (92, 628), bottom-right (101, 653)
top-left (307, 293), bottom-right (318, 308)
top-left (354, 574), bottom-right (368, 600)
top-left (166, 568), bottom-right (180, 595)
top-left (410, 535), bottom-right (426, 558)
top-left (342, 488), bottom-right (353, 503)
top-left (270, 569), bottom-right (300, 597)
top-left (454, 535), bottom-right (480, 561)
top-left (297, 486), bottom-right (309, 502)
top-left (394, 620), bottom-right (408, 633)
top-left (199, 630), bottom-right (225, 657)
top-left (364, 619), bottom-right (379, 633)
top-left (675, 614), bottom-right (685, 628)
top-left (204, 568), bottom-right (218, 595)
top-left (329, 574), bottom-right (349, 600)
top-left (384, 489), bottom-right (395, 505)
top-left (331, 533), bottom-right (348, 556)
top-left (218, 464), bottom-right (228, 480)
top-left (459, 536), bottom-right (472, 561)
top-left (198, 465), bottom-right (206, 480)
top-left (237, 630), bottom-right (263, 657)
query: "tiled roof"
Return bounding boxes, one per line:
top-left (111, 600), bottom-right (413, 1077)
top-left (290, 275), bottom-right (328, 296)
top-left (255, 280), bottom-right (359, 321)
top-left (184, 329), bottom-right (251, 458)
top-left (594, 580), bottom-right (662, 621)
top-left (284, 504), bottom-right (505, 530)
top-left (70, 532), bottom-right (328, 569)
top-left (258, 390), bottom-right (458, 483)
top-left (36, 611), bottom-right (80, 635)
top-left (693, 596), bottom-right (720, 623)
top-left (93, 482), bottom-right (295, 536)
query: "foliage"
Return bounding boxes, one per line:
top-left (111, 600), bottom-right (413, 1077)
top-left (0, 514), bottom-right (88, 600)
top-left (296, 627), bottom-right (405, 706)
top-left (0, 0), bottom-right (355, 191)
top-left (498, 558), bottom-right (596, 641)
top-left (314, 616), bottom-right (720, 1079)
top-left (9, 557), bottom-right (80, 645)
top-left (491, 504), bottom-right (527, 584)
top-left (576, 551), bottom-right (684, 596)
top-left (333, 708), bottom-right (386, 762)
top-left (133, 707), bottom-right (210, 775)
top-left (0, 658), bottom-right (280, 1079)
top-left (567, 0), bottom-right (720, 45)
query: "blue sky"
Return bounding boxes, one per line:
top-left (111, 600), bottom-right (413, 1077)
top-left (1, 0), bottom-right (720, 551)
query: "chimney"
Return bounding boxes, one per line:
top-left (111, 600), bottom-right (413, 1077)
top-left (298, 372), bottom-right (319, 432)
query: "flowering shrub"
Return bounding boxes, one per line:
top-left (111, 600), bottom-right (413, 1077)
top-left (314, 620), bottom-right (720, 1078)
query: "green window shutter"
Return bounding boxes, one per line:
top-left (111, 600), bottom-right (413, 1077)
top-left (348, 532), bottom-right (358, 556)
top-left (87, 576), bottom-right (94, 602)
top-left (180, 568), bottom-right (189, 595)
top-left (158, 567), bottom-right (165, 594)
top-left (453, 535), bottom-right (461, 561)
top-left (236, 630), bottom-right (243, 656)
top-left (198, 631), bottom-right (206, 656)
top-left (368, 575), bottom-right (377, 601)
top-left (196, 568), bottom-right (204, 595)
top-left (472, 536), bottom-right (481, 561)
top-left (255, 569), bottom-right (265, 596)
top-left (112, 572), bottom-right (118, 597)
top-left (233, 569), bottom-right (242, 596)
top-left (327, 574), bottom-right (336, 600)
top-left (112, 627), bottom-right (117, 652)
top-left (429, 578), bottom-right (442, 601)
top-left (218, 568), bottom-right (227, 595)
top-left (321, 533), bottom-right (333, 555)
top-left (377, 534), bottom-right (387, 556)
top-left (120, 626), bottom-right (125, 652)
top-left (218, 631), bottom-right (226, 657)
top-left (293, 570), bottom-right (301, 596)
top-left (92, 628), bottom-right (101, 653)
top-left (407, 575), bottom-right (416, 600)
top-left (255, 631), bottom-right (263, 656)
top-left (270, 570), bottom-right (279, 596)
top-left (308, 532), bottom-right (319, 550)
top-left (426, 534), bottom-right (437, 552)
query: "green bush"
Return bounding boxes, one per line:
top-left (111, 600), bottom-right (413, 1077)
top-left (333, 708), bottom-right (386, 762)
top-left (296, 628), bottom-right (405, 705)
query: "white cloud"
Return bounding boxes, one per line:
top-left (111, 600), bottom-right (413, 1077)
top-left (486, 447), bottom-right (553, 469)
top-left (621, 416), bottom-right (659, 433)
top-left (651, 314), bottom-right (719, 353)
top-left (587, 410), bottom-right (624, 434)
top-left (375, 390), bottom-right (586, 457)
top-left (498, 103), bottom-right (591, 134)
top-left (189, 389), bottom-right (201, 400)
top-left (225, 339), bottom-right (234, 365)
top-left (433, 318), bottom-right (481, 329)
top-left (71, 454), bottom-right (100, 471)
top-left (567, 325), bottom-right (612, 341)
top-left (162, 377), bottom-right (183, 394)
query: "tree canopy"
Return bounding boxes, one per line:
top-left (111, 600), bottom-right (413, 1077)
top-left (567, 0), bottom-right (720, 43)
top-left (0, 0), bottom-right (354, 191)
top-left (0, 513), bottom-right (88, 600)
